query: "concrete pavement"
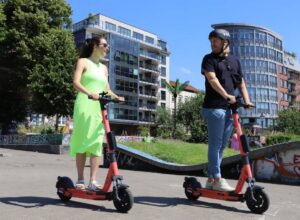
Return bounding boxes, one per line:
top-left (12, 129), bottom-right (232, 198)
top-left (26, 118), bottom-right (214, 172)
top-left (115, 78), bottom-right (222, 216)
top-left (0, 148), bottom-right (299, 220)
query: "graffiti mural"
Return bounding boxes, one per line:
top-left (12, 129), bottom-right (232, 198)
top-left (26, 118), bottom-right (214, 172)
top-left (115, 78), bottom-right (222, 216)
top-left (253, 148), bottom-right (300, 184)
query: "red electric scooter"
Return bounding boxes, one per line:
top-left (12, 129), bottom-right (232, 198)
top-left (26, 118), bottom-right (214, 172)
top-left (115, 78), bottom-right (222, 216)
top-left (183, 97), bottom-right (270, 214)
top-left (56, 92), bottom-right (133, 213)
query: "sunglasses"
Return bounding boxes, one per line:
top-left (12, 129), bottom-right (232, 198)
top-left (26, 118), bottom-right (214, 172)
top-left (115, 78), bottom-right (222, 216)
top-left (99, 43), bottom-right (109, 48)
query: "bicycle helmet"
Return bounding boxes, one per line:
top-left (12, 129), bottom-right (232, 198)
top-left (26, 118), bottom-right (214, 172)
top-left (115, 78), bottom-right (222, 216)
top-left (209, 29), bottom-right (230, 43)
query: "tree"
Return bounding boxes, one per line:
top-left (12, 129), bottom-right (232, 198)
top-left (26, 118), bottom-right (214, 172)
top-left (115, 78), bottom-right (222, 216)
top-left (154, 107), bottom-right (172, 138)
top-left (28, 29), bottom-right (77, 130)
top-left (0, 0), bottom-right (75, 132)
top-left (275, 109), bottom-right (300, 135)
top-left (177, 91), bottom-right (208, 143)
top-left (164, 79), bottom-right (189, 139)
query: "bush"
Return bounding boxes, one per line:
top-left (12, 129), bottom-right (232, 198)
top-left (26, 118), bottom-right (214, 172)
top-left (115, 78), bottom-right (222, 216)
top-left (266, 134), bottom-right (291, 145)
top-left (138, 126), bottom-right (150, 137)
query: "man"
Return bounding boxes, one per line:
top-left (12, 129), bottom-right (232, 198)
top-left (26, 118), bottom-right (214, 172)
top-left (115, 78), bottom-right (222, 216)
top-left (201, 29), bottom-right (253, 191)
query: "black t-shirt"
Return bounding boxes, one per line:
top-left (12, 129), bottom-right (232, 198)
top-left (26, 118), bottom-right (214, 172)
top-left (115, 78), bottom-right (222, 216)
top-left (201, 53), bottom-right (244, 109)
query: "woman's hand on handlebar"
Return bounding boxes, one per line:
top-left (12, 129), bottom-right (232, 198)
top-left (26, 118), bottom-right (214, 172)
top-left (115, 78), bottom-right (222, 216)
top-left (88, 93), bottom-right (100, 100)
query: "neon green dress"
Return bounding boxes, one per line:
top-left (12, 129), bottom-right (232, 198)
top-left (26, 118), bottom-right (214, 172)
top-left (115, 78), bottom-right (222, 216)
top-left (70, 58), bottom-right (107, 157)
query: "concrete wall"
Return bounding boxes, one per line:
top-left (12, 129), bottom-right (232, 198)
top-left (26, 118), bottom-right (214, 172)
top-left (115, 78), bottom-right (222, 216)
top-left (253, 146), bottom-right (300, 184)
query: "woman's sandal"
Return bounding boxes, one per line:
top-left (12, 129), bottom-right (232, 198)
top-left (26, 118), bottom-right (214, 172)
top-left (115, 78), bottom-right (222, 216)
top-left (75, 180), bottom-right (85, 190)
top-left (87, 180), bottom-right (102, 191)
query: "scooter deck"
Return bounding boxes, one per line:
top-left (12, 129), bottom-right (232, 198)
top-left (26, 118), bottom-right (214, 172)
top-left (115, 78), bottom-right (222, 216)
top-left (66, 188), bottom-right (112, 200)
top-left (195, 188), bottom-right (244, 201)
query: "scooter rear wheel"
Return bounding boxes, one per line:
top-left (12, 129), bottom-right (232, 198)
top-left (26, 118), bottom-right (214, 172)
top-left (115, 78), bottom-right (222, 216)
top-left (183, 177), bottom-right (201, 200)
top-left (113, 188), bottom-right (133, 213)
top-left (245, 189), bottom-right (269, 214)
top-left (56, 176), bottom-right (74, 202)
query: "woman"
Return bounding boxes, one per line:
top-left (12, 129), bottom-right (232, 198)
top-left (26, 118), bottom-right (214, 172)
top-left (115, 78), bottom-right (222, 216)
top-left (70, 36), bottom-right (124, 191)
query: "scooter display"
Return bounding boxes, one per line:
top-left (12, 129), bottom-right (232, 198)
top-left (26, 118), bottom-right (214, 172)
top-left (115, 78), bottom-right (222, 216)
top-left (183, 98), bottom-right (269, 214)
top-left (56, 92), bottom-right (133, 213)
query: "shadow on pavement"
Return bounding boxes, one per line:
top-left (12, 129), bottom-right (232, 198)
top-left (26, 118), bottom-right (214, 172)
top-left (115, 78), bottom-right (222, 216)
top-left (134, 196), bottom-right (251, 214)
top-left (0, 196), bottom-right (117, 213)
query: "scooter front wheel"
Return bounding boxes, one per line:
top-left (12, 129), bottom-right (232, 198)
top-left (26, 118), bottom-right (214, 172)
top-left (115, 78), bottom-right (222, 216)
top-left (245, 189), bottom-right (269, 214)
top-left (113, 188), bottom-right (133, 213)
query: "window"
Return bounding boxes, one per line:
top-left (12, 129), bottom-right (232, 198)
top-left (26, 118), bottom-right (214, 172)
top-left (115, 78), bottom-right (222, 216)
top-left (161, 79), bottom-right (166, 88)
top-left (118, 26), bottom-right (131, 37)
top-left (161, 55), bottom-right (166, 65)
top-left (105, 22), bottom-right (116, 31)
top-left (161, 103), bottom-right (166, 109)
top-left (133, 31), bottom-right (144, 41)
top-left (145, 36), bottom-right (154, 44)
top-left (161, 67), bottom-right (166, 77)
top-left (161, 91), bottom-right (166, 100)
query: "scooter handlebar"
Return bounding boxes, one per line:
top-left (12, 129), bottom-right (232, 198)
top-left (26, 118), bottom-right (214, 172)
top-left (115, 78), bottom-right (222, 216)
top-left (88, 92), bottom-right (124, 104)
top-left (229, 96), bottom-right (255, 110)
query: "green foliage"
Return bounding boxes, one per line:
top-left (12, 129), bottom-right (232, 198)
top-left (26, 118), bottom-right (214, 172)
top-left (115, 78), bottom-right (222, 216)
top-left (177, 91), bottom-right (208, 143)
top-left (137, 126), bottom-right (150, 137)
top-left (0, 0), bottom-right (76, 132)
top-left (154, 107), bottom-right (172, 138)
top-left (28, 28), bottom-right (77, 117)
top-left (266, 133), bottom-right (291, 145)
top-left (275, 109), bottom-right (300, 134)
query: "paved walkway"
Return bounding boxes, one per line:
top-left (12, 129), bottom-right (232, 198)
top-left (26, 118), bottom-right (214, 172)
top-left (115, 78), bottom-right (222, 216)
top-left (0, 148), bottom-right (299, 220)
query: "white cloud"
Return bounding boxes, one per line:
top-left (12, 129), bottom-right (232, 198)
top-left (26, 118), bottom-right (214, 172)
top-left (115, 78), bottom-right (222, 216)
top-left (179, 67), bottom-right (192, 75)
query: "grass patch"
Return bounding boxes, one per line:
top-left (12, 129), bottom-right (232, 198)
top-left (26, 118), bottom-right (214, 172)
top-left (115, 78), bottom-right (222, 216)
top-left (119, 139), bottom-right (239, 165)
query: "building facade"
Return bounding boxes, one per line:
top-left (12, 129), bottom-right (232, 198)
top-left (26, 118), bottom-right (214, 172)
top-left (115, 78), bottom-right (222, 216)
top-left (284, 52), bottom-right (300, 110)
top-left (72, 14), bottom-right (171, 134)
top-left (212, 23), bottom-right (300, 127)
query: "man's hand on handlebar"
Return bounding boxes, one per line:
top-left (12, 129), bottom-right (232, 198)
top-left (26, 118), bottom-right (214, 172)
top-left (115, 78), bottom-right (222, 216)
top-left (226, 95), bottom-right (236, 104)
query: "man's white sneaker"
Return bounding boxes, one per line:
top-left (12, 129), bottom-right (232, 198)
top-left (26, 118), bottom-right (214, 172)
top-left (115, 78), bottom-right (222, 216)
top-left (212, 178), bottom-right (235, 192)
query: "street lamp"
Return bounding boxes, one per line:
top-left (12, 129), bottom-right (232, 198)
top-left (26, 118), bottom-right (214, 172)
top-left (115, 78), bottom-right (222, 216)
top-left (260, 113), bottom-right (265, 128)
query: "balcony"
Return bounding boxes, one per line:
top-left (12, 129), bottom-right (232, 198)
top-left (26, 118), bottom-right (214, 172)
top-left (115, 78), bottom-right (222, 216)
top-left (288, 90), bottom-right (300, 96)
top-left (139, 90), bottom-right (158, 100)
top-left (139, 63), bottom-right (160, 74)
top-left (139, 104), bottom-right (157, 111)
top-left (139, 77), bottom-right (159, 86)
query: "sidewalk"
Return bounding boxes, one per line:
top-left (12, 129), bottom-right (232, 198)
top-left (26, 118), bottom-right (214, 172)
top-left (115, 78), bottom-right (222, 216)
top-left (0, 148), bottom-right (299, 220)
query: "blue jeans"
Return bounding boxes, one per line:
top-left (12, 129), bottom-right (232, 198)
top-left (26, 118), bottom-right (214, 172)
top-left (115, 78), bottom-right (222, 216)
top-left (201, 108), bottom-right (233, 178)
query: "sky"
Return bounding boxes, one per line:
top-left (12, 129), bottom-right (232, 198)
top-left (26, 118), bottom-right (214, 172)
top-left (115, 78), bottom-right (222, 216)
top-left (66, 0), bottom-right (300, 90)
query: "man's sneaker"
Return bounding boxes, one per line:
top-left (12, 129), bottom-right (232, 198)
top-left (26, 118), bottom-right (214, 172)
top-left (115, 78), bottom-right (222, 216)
top-left (205, 180), bottom-right (213, 190)
top-left (212, 178), bottom-right (235, 192)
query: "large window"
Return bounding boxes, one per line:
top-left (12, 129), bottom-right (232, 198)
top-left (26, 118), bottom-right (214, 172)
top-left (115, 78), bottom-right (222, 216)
top-left (269, 62), bottom-right (277, 74)
top-left (115, 79), bottom-right (137, 93)
top-left (115, 65), bottom-right (138, 79)
top-left (105, 22), bottom-right (116, 31)
top-left (133, 31), bottom-right (144, 41)
top-left (118, 26), bottom-right (131, 37)
top-left (145, 36), bottom-right (154, 44)
top-left (114, 50), bottom-right (138, 65)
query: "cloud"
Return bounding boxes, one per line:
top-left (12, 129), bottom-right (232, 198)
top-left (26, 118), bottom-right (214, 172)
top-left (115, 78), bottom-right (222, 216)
top-left (179, 67), bottom-right (192, 75)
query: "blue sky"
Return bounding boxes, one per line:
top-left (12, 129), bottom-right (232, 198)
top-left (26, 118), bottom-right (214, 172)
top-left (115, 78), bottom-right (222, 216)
top-left (66, 0), bottom-right (300, 90)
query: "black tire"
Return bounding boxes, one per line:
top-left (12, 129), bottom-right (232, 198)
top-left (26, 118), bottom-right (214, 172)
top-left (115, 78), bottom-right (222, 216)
top-left (56, 176), bottom-right (74, 202)
top-left (245, 189), bottom-right (269, 214)
top-left (183, 177), bottom-right (201, 201)
top-left (113, 188), bottom-right (133, 213)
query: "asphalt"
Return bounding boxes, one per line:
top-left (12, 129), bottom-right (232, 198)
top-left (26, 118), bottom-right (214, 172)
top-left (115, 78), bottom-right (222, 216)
top-left (0, 148), bottom-right (299, 220)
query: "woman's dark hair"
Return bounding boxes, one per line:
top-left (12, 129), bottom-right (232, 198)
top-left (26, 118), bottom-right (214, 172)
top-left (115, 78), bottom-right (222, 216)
top-left (79, 35), bottom-right (106, 58)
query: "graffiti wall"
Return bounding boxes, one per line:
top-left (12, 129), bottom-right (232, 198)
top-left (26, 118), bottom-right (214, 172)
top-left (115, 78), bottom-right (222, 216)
top-left (253, 147), bottom-right (300, 184)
